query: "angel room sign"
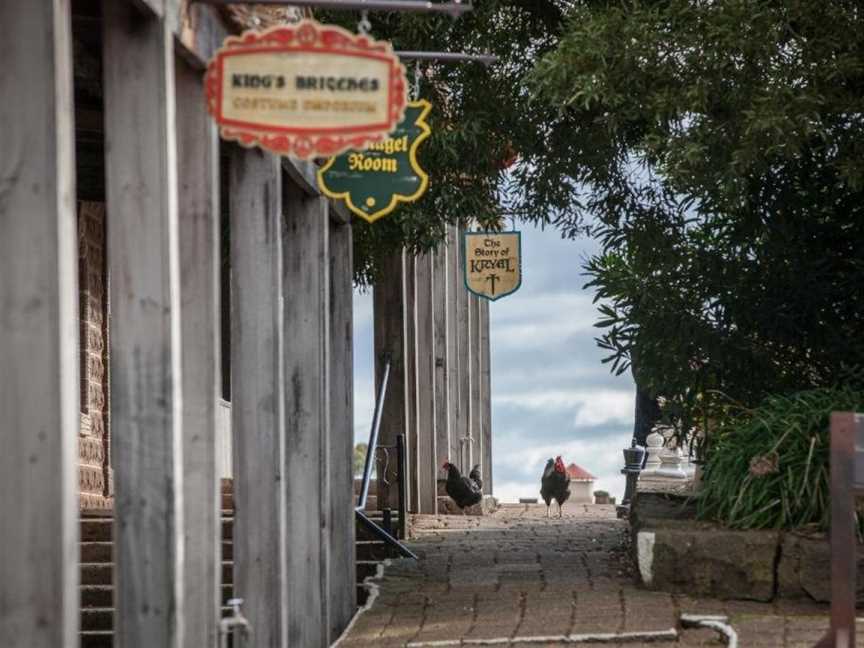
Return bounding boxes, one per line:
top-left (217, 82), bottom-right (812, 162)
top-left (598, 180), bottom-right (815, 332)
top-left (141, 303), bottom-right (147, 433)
top-left (205, 20), bottom-right (408, 159)
top-left (317, 99), bottom-right (431, 223)
top-left (463, 231), bottom-right (522, 301)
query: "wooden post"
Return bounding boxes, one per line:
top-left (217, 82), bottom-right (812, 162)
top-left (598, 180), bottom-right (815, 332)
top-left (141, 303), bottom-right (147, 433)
top-left (175, 55), bottom-right (221, 648)
top-left (415, 253), bottom-right (438, 513)
top-left (374, 251), bottom-right (409, 510)
top-left (455, 225), bottom-right (472, 471)
top-left (480, 299), bottom-right (493, 495)
top-left (446, 226), bottom-right (462, 467)
top-left (405, 255), bottom-right (419, 512)
top-left (826, 413), bottom-right (858, 648)
top-left (229, 145), bottom-right (286, 648)
top-left (432, 241), bottom-right (451, 495)
top-left (327, 214), bottom-right (356, 640)
top-left (102, 4), bottom-right (185, 646)
top-left (470, 294), bottom-right (482, 476)
top-left (0, 3), bottom-right (79, 646)
top-left (282, 187), bottom-right (330, 646)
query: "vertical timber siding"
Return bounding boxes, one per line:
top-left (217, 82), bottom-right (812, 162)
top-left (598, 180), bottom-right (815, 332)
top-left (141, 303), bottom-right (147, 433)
top-left (433, 241), bottom-right (451, 485)
top-left (102, 3), bottom-right (185, 646)
top-left (176, 55), bottom-right (221, 648)
top-left (470, 294), bottom-right (482, 477)
top-left (374, 251), bottom-right (409, 510)
top-left (230, 146), bottom-right (287, 648)
top-left (415, 253), bottom-right (438, 513)
top-left (446, 227), bottom-right (462, 467)
top-left (282, 187), bottom-right (330, 646)
top-left (0, 2), bottom-right (80, 645)
top-left (328, 215), bottom-right (356, 640)
top-left (480, 300), bottom-right (493, 494)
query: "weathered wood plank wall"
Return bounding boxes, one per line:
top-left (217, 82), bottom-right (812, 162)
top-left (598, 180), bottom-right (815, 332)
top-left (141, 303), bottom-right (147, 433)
top-left (447, 226), bottom-right (463, 467)
top-left (175, 54), bottom-right (221, 648)
top-left (229, 145), bottom-right (287, 648)
top-left (103, 3), bottom-right (186, 645)
top-left (480, 299), bottom-right (493, 494)
top-left (415, 253), bottom-right (438, 513)
top-left (405, 256), bottom-right (420, 511)
top-left (328, 215), bottom-right (357, 640)
top-left (374, 251), bottom-right (409, 510)
top-left (373, 223), bottom-right (493, 513)
top-left (0, 2), bottom-right (80, 646)
top-left (282, 186), bottom-right (331, 646)
top-left (470, 294), bottom-right (482, 475)
top-left (456, 225), bottom-right (473, 471)
top-left (433, 241), bottom-right (452, 490)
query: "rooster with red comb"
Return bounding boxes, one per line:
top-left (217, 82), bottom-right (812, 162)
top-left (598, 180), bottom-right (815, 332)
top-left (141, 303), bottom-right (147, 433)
top-left (540, 456), bottom-right (571, 519)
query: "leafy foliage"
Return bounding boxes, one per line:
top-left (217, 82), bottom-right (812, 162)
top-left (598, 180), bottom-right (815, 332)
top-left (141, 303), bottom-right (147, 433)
top-left (315, 2), bottom-right (577, 284)
top-left (697, 387), bottom-right (864, 532)
top-left (528, 1), bottom-right (864, 427)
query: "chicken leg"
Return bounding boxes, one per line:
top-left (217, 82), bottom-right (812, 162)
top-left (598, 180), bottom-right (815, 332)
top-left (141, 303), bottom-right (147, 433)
top-left (545, 504), bottom-right (551, 519)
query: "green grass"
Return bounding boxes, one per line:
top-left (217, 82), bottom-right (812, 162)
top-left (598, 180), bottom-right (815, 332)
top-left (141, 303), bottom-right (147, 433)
top-left (697, 387), bottom-right (864, 533)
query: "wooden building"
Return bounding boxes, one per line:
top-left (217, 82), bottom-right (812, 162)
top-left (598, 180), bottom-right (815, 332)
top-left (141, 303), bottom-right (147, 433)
top-left (0, 2), bottom-right (492, 647)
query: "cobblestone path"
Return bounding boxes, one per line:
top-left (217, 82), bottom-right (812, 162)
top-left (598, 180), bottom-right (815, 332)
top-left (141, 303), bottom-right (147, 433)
top-left (336, 503), bottom-right (852, 647)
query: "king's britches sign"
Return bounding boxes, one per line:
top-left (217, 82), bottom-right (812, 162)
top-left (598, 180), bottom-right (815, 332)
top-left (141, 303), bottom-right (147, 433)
top-left (205, 20), bottom-right (408, 159)
top-left (464, 231), bottom-right (522, 301)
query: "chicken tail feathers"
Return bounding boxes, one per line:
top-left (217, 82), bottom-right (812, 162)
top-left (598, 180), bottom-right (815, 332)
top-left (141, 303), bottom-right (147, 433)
top-left (468, 464), bottom-right (482, 490)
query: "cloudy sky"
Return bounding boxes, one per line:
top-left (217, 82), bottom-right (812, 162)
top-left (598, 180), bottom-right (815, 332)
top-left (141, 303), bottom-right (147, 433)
top-left (352, 222), bottom-right (635, 503)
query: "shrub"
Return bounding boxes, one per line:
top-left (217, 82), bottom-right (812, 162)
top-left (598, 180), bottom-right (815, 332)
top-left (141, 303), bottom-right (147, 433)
top-left (697, 387), bottom-right (864, 532)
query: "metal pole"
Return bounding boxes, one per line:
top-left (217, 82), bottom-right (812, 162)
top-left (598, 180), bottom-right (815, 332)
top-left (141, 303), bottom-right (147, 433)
top-left (396, 51), bottom-right (497, 65)
top-left (358, 358), bottom-right (391, 509)
top-left (192, 0), bottom-right (473, 16)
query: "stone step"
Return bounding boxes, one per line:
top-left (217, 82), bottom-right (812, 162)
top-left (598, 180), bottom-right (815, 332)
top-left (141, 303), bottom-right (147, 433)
top-left (81, 607), bottom-right (112, 632)
top-left (355, 560), bottom-right (380, 582)
top-left (356, 584), bottom-right (369, 607)
top-left (81, 583), bottom-right (235, 609)
top-left (81, 585), bottom-right (112, 608)
top-left (80, 630), bottom-right (113, 648)
top-left (81, 541), bottom-right (112, 563)
top-left (356, 540), bottom-right (400, 561)
top-left (80, 562), bottom-right (234, 586)
top-left (81, 516), bottom-right (234, 543)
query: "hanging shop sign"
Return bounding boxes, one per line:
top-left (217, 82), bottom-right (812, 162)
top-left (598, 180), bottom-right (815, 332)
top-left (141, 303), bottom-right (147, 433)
top-left (317, 99), bottom-right (431, 223)
top-left (204, 20), bottom-right (408, 159)
top-left (463, 231), bottom-right (522, 301)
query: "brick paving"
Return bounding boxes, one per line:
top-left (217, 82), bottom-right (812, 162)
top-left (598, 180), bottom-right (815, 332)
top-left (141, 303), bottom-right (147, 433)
top-left (336, 503), bottom-right (847, 647)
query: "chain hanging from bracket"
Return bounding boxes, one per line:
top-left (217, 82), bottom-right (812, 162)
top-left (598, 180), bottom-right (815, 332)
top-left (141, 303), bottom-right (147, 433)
top-left (357, 9), bottom-right (372, 35)
top-left (412, 61), bottom-right (422, 101)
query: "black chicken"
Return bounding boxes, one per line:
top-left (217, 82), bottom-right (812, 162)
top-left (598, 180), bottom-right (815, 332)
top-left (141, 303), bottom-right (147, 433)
top-left (540, 456), bottom-right (571, 519)
top-left (442, 462), bottom-right (483, 511)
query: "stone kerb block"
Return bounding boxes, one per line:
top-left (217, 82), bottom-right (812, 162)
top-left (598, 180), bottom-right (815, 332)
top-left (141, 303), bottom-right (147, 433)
top-left (777, 532), bottom-right (864, 603)
top-left (637, 521), bottom-right (778, 601)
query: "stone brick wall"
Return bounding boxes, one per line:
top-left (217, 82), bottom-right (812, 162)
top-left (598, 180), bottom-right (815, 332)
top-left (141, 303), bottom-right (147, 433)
top-left (78, 201), bottom-right (112, 511)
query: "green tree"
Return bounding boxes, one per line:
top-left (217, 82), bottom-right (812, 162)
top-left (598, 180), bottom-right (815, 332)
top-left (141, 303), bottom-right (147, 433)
top-left (354, 442), bottom-right (369, 477)
top-left (528, 1), bottom-right (864, 431)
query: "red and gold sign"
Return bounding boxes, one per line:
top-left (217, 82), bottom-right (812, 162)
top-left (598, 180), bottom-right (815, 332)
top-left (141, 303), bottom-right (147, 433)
top-left (205, 20), bottom-right (408, 159)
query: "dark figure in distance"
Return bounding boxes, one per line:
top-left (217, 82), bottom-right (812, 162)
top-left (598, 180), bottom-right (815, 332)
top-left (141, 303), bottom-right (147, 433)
top-left (442, 462), bottom-right (482, 511)
top-left (540, 456), bottom-right (570, 519)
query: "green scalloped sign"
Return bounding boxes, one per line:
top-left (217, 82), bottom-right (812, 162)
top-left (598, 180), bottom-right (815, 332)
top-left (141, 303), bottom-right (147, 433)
top-left (317, 100), bottom-right (431, 223)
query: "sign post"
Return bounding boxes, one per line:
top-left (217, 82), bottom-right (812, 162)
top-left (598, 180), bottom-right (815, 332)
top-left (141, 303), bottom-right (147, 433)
top-left (463, 231), bottom-right (521, 301)
top-left (317, 99), bottom-right (431, 223)
top-left (205, 20), bottom-right (408, 159)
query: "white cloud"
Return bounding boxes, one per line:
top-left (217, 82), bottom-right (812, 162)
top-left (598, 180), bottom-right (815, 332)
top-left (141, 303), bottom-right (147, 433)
top-left (492, 388), bottom-right (633, 429)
